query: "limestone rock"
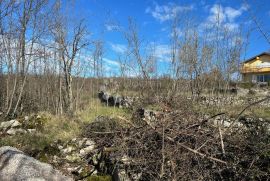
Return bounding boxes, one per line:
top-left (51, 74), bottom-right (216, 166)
top-left (27, 129), bottom-right (37, 133)
top-left (85, 139), bottom-right (95, 146)
top-left (62, 146), bottom-right (76, 154)
top-left (78, 138), bottom-right (87, 148)
top-left (65, 154), bottom-right (81, 163)
top-left (24, 116), bottom-right (30, 121)
top-left (79, 145), bottom-right (95, 157)
top-left (0, 146), bottom-right (73, 181)
top-left (11, 120), bottom-right (22, 128)
top-left (6, 128), bottom-right (27, 135)
top-left (0, 120), bottom-right (19, 130)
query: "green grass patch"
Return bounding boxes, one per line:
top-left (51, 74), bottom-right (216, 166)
top-left (0, 97), bottom-right (133, 165)
top-left (77, 98), bottom-right (131, 123)
top-left (251, 107), bottom-right (270, 119)
top-left (86, 175), bottom-right (112, 181)
top-left (194, 100), bottom-right (270, 120)
top-left (0, 112), bottom-right (83, 157)
top-left (0, 98), bottom-right (132, 153)
top-left (0, 132), bottom-right (52, 152)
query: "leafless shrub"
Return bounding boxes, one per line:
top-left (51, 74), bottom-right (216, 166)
top-left (82, 100), bottom-right (269, 180)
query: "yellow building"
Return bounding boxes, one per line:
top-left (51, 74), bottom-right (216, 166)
top-left (241, 52), bottom-right (270, 82)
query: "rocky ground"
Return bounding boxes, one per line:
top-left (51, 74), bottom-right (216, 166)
top-left (0, 89), bottom-right (270, 180)
top-left (0, 146), bottom-right (73, 181)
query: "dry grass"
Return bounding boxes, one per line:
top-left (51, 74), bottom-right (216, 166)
top-left (0, 99), bottom-right (132, 155)
top-left (0, 112), bottom-right (82, 152)
top-left (195, 99), bottom-right (270, 120)
top-left (77, 98), bottom-right (131, 123)
top-left (42, 112), bottom-right (82, 141)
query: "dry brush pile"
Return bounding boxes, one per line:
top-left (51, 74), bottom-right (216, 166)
top-left (83, 97), bottom-right (270, 180)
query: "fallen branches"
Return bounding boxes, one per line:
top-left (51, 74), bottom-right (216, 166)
top-left (218, 126), bottom-right (225, 156)
top-left (137, 117), bottom-right (228, 165)
top-left (226, 96), bottom-right (270, 132)
top-left (83, 102), bottom-right (270, 180)
top-left (165, 134), bottom-right (227, 165)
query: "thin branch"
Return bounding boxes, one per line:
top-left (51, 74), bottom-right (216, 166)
top-left (218, 125), bottom-right (225, 155)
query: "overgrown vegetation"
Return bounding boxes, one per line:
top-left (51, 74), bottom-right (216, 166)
top-left (0, 0), bottom-right (269, 180)
top-left (83, 97), bottom-right (270, 180)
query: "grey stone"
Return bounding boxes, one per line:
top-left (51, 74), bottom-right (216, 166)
top-left (6, 128), bottom-right (27, 135)
top-left (78, 138), bottom-right (87, 148)
top-left (6, 128), bottom-right (17, 135)
top-left (0, 120), bottom-right (17, 130)
top-left (0, 146), bottom-right (73, 181)
top-left (85, 139), bottom-right (95, 146)
top-left (62, 146), bottom-right (76, 154)
top-left (117, 169), bottom-right (131, 181)
top-left (79, 145), bottom-right (95, 157)
top-left (27, 129), bottom-right (36, 133)
top-left (24, 116), bottom-right (30, 121)
top-left (65, 154), bottom-right (81, 163)
top-left (79, 149), bottom-right (86, 157)
top-left (11, 120), bottom-right (22, 128)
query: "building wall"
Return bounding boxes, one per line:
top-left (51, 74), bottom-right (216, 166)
top-left (242, 72), bottom-right (270, 82)
top-left (244, 54), bottom-right (270, 66)
top-left (241, 54), bottom-right (270, 82)
top-left (242, 55), bottom-right (270, 73)
top-left (242, 74), bottom-right (252, 82)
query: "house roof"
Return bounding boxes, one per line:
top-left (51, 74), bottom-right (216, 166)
top-left (243, 52), bottom-right (270, 63)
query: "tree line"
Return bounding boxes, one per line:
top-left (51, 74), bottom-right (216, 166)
top-left (0, 1), bottom-right (248, 117)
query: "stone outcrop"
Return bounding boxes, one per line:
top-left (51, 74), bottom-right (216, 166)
top-left (0, 115), bottom-right (42, 136)
top-left (98, 91), bottom-right (134, 108)
top-left (0, 146), bottom-right (73, 181)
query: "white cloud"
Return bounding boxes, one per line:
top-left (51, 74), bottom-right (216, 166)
top-left (110, 43), bottom-right (127, 54)
top-left (103, 57), bottom-right (120, 67)
top-left (240, 3), bottom-right (249, 11)
top-left (207, 4), bottom-right (226, 23)
top-left (103, 57), bottom-right (140, 77)
top-left (224, 22), bottom-right (239, 31)
top-left (225, 4), bottom-right (249, 22)
top-left (146, 2), bottom-right (194, 22)
top-left (202, 3), bottom-right (249, 31)
top-left (225, 7), bottom-right (242, 22)
top-left (153, 44), bottom-right (171, 62)
top-left (105, 23), bottom-right (121, 31)
top-left (170, 27), bottom-right (183, 37)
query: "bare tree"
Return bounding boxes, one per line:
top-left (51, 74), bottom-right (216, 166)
top-left (92, 40), bottom-right (104, 78)
top-left (1, 0), bottom-right (49, 117)
top-left (51, 14), bottom-right (89, 114)
top-left (124, 18), bottom-right (157, 96)
top-left (125, 18), bottom-right (149, 79)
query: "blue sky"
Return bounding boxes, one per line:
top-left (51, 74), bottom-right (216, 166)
top-left (69, 0), bottom-right (270, 76)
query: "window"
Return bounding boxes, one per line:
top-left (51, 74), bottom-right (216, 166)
top-left (256, 74), bottom-right (270, 82)
top-left (265, 74), bottom-right (270, 81)
top-left (257, 75), bottom-right (263, 82)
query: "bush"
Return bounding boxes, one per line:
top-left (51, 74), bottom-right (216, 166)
top-left (238, 82), bottom-right (255, 89)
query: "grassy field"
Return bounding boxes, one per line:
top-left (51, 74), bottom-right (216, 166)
top-left (77, 98), bottom-right (131, 123)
